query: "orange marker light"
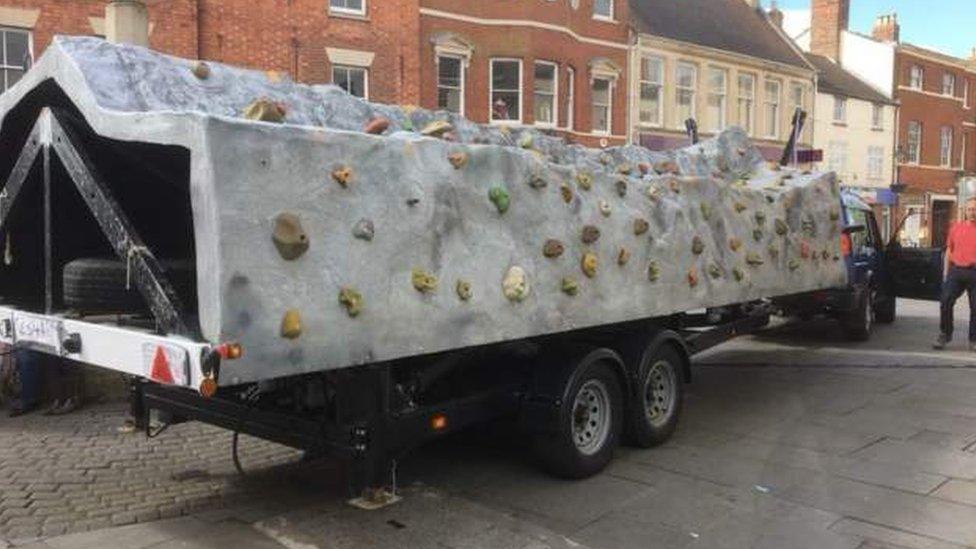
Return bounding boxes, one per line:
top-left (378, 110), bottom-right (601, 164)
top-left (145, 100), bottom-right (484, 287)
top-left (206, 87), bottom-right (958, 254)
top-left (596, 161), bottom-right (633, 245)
top-left (199, 376), bottom-right (218, 398)
top-left (430, 413), bottom-right (448, 432)
top-left (216, 343), bottom-right (244, 360)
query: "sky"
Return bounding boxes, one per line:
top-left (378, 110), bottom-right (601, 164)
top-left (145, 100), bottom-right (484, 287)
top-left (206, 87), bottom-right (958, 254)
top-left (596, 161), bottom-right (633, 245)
top-left (772, 0), bottom-right (976, 59)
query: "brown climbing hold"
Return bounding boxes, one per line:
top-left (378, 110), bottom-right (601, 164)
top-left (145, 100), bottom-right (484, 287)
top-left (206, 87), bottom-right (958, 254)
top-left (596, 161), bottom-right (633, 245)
top-left (543, 239), bottom-right (565, 258)
top-left (192, 61), bottom-right (211, 79)
top-left (746, 252), bottom-right (764, 266)
top-left (755, 211), bottom-right (766, 225)
top-left (581, 252), bottom-right (598, 278)
top-left (272, 213), bottom-right (309, 260)
top-left (581, 225), bottom-right (601, 244)
top-left (616, 179), bottom-right (628, 198)
top-left (363, 117), bottom-right (390, 135)
top-left (729, 238), bottom-right (742, 252)
top-left (687, 268), bottom-right (699, 288)
top-left (560, 183), bottom-right (574, 204)
top-left (338, 288), bottom-right (363, 317)
top-left (654, 160), bottom-right (680, 175)
top-left (561, 277), bottom-right (580, 296)
top-left (456, 279), bottom-right (473, 301)
top-left (708, 264), bottom-right (723, 279)
top-left (668, 178), bottom-right (681, 193)
top-left (775, 219), bottom-right (789, 236)
top-left (753, 228), bottom-right (764, 242)
top-left (448, 151), bottom-right (469, 170)
top-left (638, 162), bottom-right (651, 176)
top-left (692, 236), bottom-right (705, 255)
top-left (734, 202), bottom-right (748, 213)
top-left (529, 173), bottom-right (548, 189)
top-left (821, 250), bottom-right (830, 260)
top-left (634, 218), bottom-right (650, 236)
top-left (243, 98), bottom-right (287, 123)
top-left (647, 262), bottom-right (661, 282)
top-left (332, 165), bottom-right (353, 188)
top-left (599, 200), bottom-right (612, 217)
top-left (618, 163), bottom-right (633, 175)
top-left (617, 248), bottom-right (631, 266)
top-left (421, 120), bottom-right (453, 137)
top-left (280, 309), bottom-right (302, 339)
top-left (411, 268), bottom-right (438, 293)
top-left (576, 171), bottom-right (593, 191)
top-left (502, 266), bottom-right (529, 302)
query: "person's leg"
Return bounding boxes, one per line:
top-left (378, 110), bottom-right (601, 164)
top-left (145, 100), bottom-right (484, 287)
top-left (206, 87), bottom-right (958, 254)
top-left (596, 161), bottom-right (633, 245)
top-left (9, 349), bottom-right (40, 415)
top-left (966, 269), bottom-right (976, 347)
top-left (937, 267), bottom-right (966, 348)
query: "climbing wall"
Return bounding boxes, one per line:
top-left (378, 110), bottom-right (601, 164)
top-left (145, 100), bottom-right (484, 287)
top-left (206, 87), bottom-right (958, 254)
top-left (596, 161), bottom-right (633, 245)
top-left (0, 37), bottom-right (847, 385)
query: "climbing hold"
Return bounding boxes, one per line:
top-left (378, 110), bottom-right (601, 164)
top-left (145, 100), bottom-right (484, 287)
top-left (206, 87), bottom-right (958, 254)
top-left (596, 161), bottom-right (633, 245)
top-left (576, 171), bottom-right (593, 191)
top-left (688, 268), bottom-right (699, 288)
top-left (599, 153), bottom-right (613, 166)
top-left (637, 162), bottom-right (651, 176)
top-left (489, 186), bottom-right (510, 214)
top-left (616, 178), bottom-right (628, 197)
top-left (338, 288), bottom-right (363, 317)
top-left (647, 262), bottom-right (661, 282)
top-left (560, 183), bottom-right (574, 204)
top-left (502, 266), bottom-right (529, 302)
top-left (801, 218), bottom-right (817, 237)
top-left (692, 236), bottom-right (705, 255)
top-left (746, 252), bottom-right (764, 266)
top-left (729, 237), bottom-right (743, 252)
top-left (406, 197), bottom-right (421, 206)
top-left (280, 309), bottom-right (302, 339)
top-left (543, 239), bottom-right (565, 258)
top-left (581, 252), bottom-right (598, 278)
top-left (581, 225), bottom-right (601, 244)
top-left (732, 267), bottom-right (745, 282)
top-left (700, 203), bottom-right (712, 221)
top-left (442, 131), bottom-right (458, 142)
top-left (599, 200), bottom-right (612, 217)
top-left (753, 228), bottom-right (764, 242)
top-left (332, 165), bottom-right (353, 188)
top-left (352, 218), bottom-right (375, 241)
top-left (788, 259), bottom-right (800, 271)
top-left (768, 245), bottom-right (780, 260)
top-left (708, 264), bottom-right (723, 279)
top-left (191, 61), bottom-right (211, 79)
top-left (800, 242), bottom-right (811, 259)
top-left (456, 279), bottom-right (473, 301)
top-left (634, 218), bottom-right (650, 236)
top-left (755, 211), bottom-right (766, 226)
top-left (363, 117), bottom-right (391, 135)
top-left (822, 250), bottom-right (830, 260)
top-left (518, 134), bottom-right (534, 149)
top-left (272, 213), bottom-right (309, 260)
top-left (775, 219), bottom-right (789, 236)
top-left (617, 163), bottom-right (633, 175)
top-left (734, 202), bottom-right (748, 213)
top-left (411, 268), bottom-right (438, 293)
top-left (243, 98), bottom-right (287, 123)
top-left (561, 276), bottom-right (580, 296)
top-left (448, 151), bottom-right (469, 170)
top-left (668, 178), bottom-right (682, 193)
top-left (421, 120), bottom-right (453, 137)
top-left (654, 160), bottom-right (680, 175)
top-left (529, 173), bottom-right (548, 189)
top-left (617, 248), bottom-right (631, 266)
top-left (646, 186), bottom-right (662, 202)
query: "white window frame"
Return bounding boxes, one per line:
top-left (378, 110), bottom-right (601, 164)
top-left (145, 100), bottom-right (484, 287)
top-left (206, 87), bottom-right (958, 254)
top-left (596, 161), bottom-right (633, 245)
top-left (638, 55), bottom-right (664, 128)
top-left (332, 64), bottom-right (369, 99)
top-left (737, 73), bottom-right (755, 136)
top-left (533, 60), bottom-right (558, 128)
top-left (942, 72), bottom-right (956, 96)
top-left (436, 54), bottom-right (465, 116)
top-left (867, 146), bottom-right (884, 180)
top-left (329, 0), bottom-right (366, 17)
top-left (592, 0), bottom-right (614, 21)
top-left (0, 27), bottom-right (32, 92)
top-left (832, 95), bottom-right (847, 123)
top-left (706, 67), bottom-right (728, 133)
top-left (906, 121), bottom-right (922, 164)
top-left (490, 58), bottom-right (523, 125)
top-left (764, 79), bottom-right (781, 139)
top-left (591, 76), bottom-right (613, 135)
top-left (940, 126), bottom-right (953, 167)
top-left (872, 104), bottom-right (884, 130)
top-left (675, 62), bottom-right (697, 131)
top-left (827, 140), bottom-right (848, 176)
top-left (565, 66), bottom-right (575, 130)
top-left (909, 65), bottom-right (924, 90)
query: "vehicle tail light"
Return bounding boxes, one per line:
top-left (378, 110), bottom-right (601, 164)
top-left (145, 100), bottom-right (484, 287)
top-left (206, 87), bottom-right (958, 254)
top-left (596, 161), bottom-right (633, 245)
top-left (840, 233), bottom-right (852, 257)
top-left (215, 342), bottom-right (244, 360)
top-left (430, 413), bottom-right (448, 432)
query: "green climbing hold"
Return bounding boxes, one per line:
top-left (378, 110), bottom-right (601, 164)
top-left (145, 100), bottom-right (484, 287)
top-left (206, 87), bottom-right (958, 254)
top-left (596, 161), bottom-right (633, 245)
top-left (338, 288), bottom-right (363, 317)
top-left (788, 259), bottom-right (800, 271)
top-left (489, 186), bottom-right (510, 214)
top-left (732, 267), bottom-right (745, 282)
top-left (576, 171), bottom-right (593, 191)
top-left (561, 277), bottom-right (580, 296)
top-left (647, 262), bottom-right (661, 282)
top-left (775, 219), bottom-right (789, 236)
top-left (700, 203), bottom-right (712, 221)
top-left (708, 264), bottom-right (723, 279)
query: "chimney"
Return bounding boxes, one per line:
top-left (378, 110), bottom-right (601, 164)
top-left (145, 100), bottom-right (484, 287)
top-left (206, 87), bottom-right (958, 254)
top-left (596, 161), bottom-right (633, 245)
top-left (105, 0), bottom-right (148, 47)
top-left (871, 13), bottom-right (900, 43)
top-left (768, 0), bottom-right (784, 28)
top-left (810, 0), bottom-right (850, 60)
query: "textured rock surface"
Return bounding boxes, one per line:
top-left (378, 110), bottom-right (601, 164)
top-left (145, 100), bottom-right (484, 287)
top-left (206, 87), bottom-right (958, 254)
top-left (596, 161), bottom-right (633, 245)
top-left (0, 37), bottom-right (846, 385)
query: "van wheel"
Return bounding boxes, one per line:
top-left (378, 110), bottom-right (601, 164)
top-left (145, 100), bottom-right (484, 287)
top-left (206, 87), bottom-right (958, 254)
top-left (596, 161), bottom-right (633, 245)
top-left (843, 290), bottom-right (873, 341)
top-left (875, 295), bottom-right (896, 324)
top-left (534, 360), bottom-right (623, 479)
top-left (627, 346), bottom-right (684, 448)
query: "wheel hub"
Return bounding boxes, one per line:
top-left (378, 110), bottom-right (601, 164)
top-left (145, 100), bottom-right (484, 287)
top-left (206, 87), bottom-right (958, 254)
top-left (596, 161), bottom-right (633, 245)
top-left (572, 379), bottom-right (611, 455)
top-left (644, 360), bottom-right (676, 427)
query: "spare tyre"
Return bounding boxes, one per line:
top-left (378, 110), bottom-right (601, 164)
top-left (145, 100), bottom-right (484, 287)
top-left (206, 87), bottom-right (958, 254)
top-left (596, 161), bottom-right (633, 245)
top-left (62, 257), bottom-right (194, 314)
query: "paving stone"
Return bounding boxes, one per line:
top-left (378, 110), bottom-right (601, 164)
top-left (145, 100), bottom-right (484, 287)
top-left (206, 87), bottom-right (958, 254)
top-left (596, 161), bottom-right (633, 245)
top-left (829, 517), bottom-right (967, 549)
top-left (932, 479), bottom-right (976, 507)
top-left (850, 439), bottom-right (976, 479)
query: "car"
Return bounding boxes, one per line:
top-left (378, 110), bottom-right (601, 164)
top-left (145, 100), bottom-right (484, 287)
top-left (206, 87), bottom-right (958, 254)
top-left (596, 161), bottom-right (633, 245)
top-left (774, 190), bottom-right (943, 341)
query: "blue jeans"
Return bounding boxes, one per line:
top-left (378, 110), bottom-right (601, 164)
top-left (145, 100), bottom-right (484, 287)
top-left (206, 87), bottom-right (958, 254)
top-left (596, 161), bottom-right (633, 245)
top-left (15, 348), bottom-right (41, 407)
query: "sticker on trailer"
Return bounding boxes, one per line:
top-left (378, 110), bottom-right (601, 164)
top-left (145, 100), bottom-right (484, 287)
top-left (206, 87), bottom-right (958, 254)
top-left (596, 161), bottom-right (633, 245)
top-left (13, 312), bottom-right (63, 353)
top-left (142, 343), bottom-right (190, 386)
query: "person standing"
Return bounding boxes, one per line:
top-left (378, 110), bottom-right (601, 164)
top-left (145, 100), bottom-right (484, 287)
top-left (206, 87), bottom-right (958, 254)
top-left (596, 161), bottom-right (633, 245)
top-left (934, 198), bottom-right (976, 350)
top-left (8, 348), bottom-right (41, 416)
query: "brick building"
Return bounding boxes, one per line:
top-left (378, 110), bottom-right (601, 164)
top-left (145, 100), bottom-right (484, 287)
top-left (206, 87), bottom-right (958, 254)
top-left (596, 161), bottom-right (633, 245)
top-left (418, 0), bottom-right (631, 147)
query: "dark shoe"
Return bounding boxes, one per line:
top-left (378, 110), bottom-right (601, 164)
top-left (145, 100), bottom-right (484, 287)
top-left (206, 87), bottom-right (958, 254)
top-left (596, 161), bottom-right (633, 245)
top-left (50, 397), bottom-right (80, 416)
top-left (8, 400), bottom-right (38, 417)
top-left (933, 334), bottom-right (949, 350)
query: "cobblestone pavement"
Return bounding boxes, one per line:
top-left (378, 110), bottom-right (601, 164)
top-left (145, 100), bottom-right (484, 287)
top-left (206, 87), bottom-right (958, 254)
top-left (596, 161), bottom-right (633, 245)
top-left (0, 403), bottom-right (315, 542)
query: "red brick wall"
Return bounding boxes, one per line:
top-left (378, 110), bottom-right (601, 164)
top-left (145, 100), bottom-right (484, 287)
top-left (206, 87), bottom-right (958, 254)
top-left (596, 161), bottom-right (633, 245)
top-left (809, 0), bottom-right (849, 60)
top-left (419, 1), bottom-right (630, 146)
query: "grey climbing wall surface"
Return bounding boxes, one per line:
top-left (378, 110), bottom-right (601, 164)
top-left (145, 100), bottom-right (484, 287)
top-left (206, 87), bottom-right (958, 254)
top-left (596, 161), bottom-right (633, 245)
top-left (0, 37), bottom-right (846, 385)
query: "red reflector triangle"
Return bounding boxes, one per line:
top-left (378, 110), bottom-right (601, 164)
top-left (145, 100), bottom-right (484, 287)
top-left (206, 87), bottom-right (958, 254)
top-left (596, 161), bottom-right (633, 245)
top-left (150, 347), bottom-right (175, 384)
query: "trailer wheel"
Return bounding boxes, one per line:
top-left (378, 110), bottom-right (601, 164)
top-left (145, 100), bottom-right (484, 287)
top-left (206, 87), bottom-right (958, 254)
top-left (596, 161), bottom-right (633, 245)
top-left (627, 345), bottom-right (684, 448)
top-left (534, 359), bottom-right (623, 479)
top-left (63, 257), bottom-right (194, 314)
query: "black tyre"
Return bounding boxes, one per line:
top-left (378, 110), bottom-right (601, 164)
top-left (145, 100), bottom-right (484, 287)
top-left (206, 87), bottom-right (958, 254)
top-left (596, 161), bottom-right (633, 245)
top-left (875, 294), bottom-right (896, 324)
top-left (627, 345), bottom-right (684, 448)
top-left (63, 257), bottom-right (194, 314)
top-left (842, 290), bottom-right (873, 341)
top-left (534, 359), bottom-right (624, 479)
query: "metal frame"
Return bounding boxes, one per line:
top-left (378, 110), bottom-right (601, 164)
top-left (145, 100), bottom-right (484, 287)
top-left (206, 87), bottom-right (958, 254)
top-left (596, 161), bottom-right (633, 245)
top-left (0, 108), bottom-right (188, 335)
